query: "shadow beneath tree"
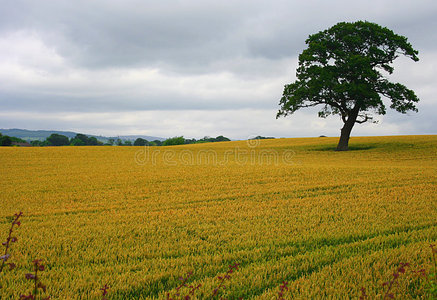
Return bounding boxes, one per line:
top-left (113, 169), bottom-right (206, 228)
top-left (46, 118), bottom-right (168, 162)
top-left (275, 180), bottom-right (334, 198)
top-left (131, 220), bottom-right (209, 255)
top-left (310, 144), bottom-right (377, 152)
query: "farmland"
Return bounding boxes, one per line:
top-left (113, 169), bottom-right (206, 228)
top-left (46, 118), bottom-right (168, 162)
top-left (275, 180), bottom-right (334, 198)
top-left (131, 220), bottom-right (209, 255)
top-left (0, 135), bottom-right (436, 299)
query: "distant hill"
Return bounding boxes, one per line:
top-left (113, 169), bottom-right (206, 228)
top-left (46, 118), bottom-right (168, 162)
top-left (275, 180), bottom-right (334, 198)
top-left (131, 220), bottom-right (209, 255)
top-left (0, 128), bottom-right (165, 142)
top-left (116, 135), bottom-right (166, 142)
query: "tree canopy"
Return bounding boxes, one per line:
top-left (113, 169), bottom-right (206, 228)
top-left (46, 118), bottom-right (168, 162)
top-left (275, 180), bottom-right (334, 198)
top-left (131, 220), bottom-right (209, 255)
top-left (0, 134), bottom-right (12, 146)
top-left (163, 136), bottom-right (185, 146)
top-left (277, 21), bottom-right (419, 150)
top-left (134, 138), bottom-right (149, 146)
top-left (47, 133), bottom-right (70, 146)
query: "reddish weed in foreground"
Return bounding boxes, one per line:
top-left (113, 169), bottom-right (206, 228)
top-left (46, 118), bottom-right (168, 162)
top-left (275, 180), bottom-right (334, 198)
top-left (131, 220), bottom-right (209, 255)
top-left (166, 271), bottom-right (201, 300)
top-left (277, 281), bottom-right (288, 300)
top-left (20, 259), bottom-right (50, 300)
top-left (0, 211), bottom-right (22, 288)
top-left (382, 262), bottom-right (410, 299)
top-left (358, 245), bottom-right (437, 299)
top-left (210, 262), bottom-right (240, 299)
top-left (101, 284), bottom-right (109, 300)
top-left (1, 212), bottom-right (436, 299)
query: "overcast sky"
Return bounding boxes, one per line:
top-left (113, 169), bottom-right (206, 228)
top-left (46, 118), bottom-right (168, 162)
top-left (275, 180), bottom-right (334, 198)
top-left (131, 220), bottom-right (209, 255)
top-left (1, 0), bottom-right (436, 139)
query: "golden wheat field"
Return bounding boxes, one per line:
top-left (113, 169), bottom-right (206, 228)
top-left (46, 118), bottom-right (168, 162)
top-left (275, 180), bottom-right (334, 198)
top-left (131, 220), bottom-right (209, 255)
top-left (0, 135), bottom-right (436, 299)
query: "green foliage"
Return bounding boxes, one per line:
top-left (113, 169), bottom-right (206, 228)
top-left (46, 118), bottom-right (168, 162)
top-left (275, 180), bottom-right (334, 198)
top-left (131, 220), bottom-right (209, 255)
top-left (185, 136), bottom-right (231, 144)
top-left (152, 140), bottom-right (163, 146)
top-left (47, 134), bottom-right (70, 146)
top-left (184, 138), bottom-right (198, 144)
top-left (88, 137), bottom-right (101, 146)
top-left (0, 135), bottom-right (12, 146)
top-left (426, 246), bottom-right (437, 298)
top-left (134, 138), bottom-right (149, 146)
top-left (112, 139), bottom-right (134, 146)
top-left (163, 136), bottom-right (185, 146)
top-left (70, 138), bottom-right (86, 146)
top-left (73, 134), bottom-right (89, 145)
top-left (428, 274), bottom-right (437, 298)
top-left (69, 134), bottom-right (102, 146)
top-left (30, 140), bottom-right (40, 147)
top-left (30, 140), bottom-right (49, 147)
top-left (214, 135), bottom-right (231, 142)
top-left (10, 136), bottom-right (27, 144)
top-left (278, 21), bottom-right (419, 122)
top-left (250, 136), bottom-right (275, 140)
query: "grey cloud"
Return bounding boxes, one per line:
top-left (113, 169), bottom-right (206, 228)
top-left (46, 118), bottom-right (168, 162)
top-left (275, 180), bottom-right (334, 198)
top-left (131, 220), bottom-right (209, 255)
top-left (3, 0), bottom-right (435, 73)
top-left (1, 1), bottom-right (253, 72)
top-left (246, 2), bottom-right (437, 61)
top-left (0, 91), bottom-right (274, 113)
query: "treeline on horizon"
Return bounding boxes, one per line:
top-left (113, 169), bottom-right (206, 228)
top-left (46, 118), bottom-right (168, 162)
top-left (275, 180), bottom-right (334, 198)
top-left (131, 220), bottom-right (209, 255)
top-left (0, 132), bottom-right (236, 147)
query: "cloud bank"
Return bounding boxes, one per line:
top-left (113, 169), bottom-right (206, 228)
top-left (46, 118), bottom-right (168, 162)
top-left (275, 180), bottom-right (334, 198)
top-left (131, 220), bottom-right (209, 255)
top-left (1, 0), bottom-right (436, 139)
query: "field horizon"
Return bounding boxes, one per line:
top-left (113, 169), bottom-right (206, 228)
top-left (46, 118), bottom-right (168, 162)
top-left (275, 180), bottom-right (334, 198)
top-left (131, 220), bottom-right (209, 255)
top-left (1, 135), bottom-right (436, 299)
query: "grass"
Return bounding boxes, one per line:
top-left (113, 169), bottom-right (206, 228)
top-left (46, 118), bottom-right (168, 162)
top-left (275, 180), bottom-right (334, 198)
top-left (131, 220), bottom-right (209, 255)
top-left (0, 135), bottom-right (436, 299)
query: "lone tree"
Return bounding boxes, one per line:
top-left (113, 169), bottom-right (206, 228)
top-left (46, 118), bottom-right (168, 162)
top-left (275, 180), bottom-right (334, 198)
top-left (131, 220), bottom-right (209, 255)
top-left (277, 21), bottom-right (419, 150)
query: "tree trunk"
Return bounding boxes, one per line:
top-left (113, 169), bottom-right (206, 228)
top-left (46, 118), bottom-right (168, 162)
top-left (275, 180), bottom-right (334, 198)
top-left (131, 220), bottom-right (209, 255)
top-left (336, 108), bottom-right (359, 151)
top-left (336, 122), bottom-right (354, 151)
